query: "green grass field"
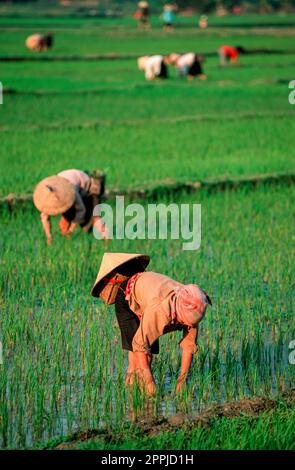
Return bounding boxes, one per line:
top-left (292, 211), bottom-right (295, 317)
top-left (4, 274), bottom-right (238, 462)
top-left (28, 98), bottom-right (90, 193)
top-left (0, 8), bottom-right (294, 450)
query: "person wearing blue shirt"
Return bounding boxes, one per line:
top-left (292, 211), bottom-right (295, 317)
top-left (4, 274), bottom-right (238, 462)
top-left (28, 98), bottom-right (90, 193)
top-left (162, 4), bottom-right (176, 31)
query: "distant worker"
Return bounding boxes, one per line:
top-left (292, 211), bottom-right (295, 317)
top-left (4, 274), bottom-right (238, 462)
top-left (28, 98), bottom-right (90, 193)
top-left (218, 45), bottom-right (245, 66)
top-left (25, 33), bottom-right (53, 52)
top-left (91, 253), bottom-right (212, 396)
top-left (137, 55), bottom-right (170, 80)
top-left (33, 169), bottom-right (107, 245)
top-left (170, 52), bottom-right (206, 80)
top-left (135, 1), bottom-right (150, 30)
top-left (162, 3), bottom-right (176, 32)
top-left (199, 15), bottom-right (208, 29)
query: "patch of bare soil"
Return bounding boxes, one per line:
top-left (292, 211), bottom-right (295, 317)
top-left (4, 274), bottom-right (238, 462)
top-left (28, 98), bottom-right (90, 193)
top-left (55, 430), bottom-right (112, 450)
top-left (54, 390), bottom-right (294, 449)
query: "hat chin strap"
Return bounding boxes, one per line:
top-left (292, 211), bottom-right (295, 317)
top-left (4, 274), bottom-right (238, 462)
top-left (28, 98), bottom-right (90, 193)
top-left (103, 274), bottom-right (128, 285)
top-left (104, 274), bottom-right (129, 304)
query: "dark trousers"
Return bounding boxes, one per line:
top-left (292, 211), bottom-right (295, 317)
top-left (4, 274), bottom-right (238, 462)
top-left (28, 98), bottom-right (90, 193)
top-left (115, 280), bottom-right (159, 354)
top-left (62, 194), bottom-right (99, 231)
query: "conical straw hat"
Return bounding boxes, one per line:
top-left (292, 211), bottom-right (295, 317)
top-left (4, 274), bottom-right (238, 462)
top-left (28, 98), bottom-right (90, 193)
top-left (33, 175), bottom-right (75, 215)
top-left (91, 252), bottom-right (150, 303)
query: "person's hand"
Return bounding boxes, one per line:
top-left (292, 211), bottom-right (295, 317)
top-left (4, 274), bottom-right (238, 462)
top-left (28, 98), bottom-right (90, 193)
top-left (59, 216), bottom-right (70, 235)
top-left (176, 373), bottom-right (187, 393)
top-left (145, 380), bottom-right (157, 397)
top-left (135, 363), bottom-right (156, 397)
top-left (60, 228), bottom-right (72, 238)
top-left (199, 74), bottom-right (207, 80)
top-left (47, 236), bottom-right (53, 246)
top-left (176, 380), bottom-right (185, 393)
top-left (99, 225), bottom-right (109, 240)
top-left (102, 230), bottom-right (109, 241)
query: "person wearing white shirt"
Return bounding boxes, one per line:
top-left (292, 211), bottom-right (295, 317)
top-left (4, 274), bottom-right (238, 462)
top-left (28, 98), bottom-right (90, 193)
top-left (170, 52), bottom-right (206, 80)
top-left (138, 55), bottom-right (170, 80)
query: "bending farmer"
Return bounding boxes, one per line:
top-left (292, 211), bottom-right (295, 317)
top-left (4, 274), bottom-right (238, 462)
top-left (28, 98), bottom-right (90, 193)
top-left (218, 45), bottom-right (245, 66)
top-left (137, 55), bottom-right (170, 80)
top-left (91, 253), bottom-right (212, 396)
top-left (33, 168), bottom-right (107, 245)
top-left (26, 33), bottom-right (53, 52)
top-left (170, 52), bottom-right (206, 80)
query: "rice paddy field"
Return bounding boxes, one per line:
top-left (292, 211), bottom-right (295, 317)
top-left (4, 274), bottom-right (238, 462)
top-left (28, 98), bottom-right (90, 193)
top-left (0, 5), bottom-right (294, 451)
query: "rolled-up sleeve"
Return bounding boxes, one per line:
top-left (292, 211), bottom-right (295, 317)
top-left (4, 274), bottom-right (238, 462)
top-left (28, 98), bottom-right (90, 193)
top-left (179, 326), bottom-right (198, 354)
top-left (72, 191), bottom-right (86, 224)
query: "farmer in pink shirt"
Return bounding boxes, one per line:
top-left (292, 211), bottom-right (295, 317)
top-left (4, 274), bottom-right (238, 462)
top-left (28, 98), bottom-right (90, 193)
top-left (33, 169), bottom-right (107, 244)
top-left (92, 253), bottom-right (212, 396)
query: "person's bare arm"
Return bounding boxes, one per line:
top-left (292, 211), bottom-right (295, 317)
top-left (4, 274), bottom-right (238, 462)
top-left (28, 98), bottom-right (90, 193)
top-left (40, 213), bottom-right (52, 245)
top-left (176, 349), bottom-right (193, 392)
top-left (67, 221), bottom-right (78, 236)
top-left (132, 309), bottom-right (167, 396)
top-left (177, 326), bottom-right (198, 392)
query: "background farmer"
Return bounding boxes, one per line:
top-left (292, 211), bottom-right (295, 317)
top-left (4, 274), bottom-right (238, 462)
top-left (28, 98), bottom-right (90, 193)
top-left (33, 168), bottom-right (107, 245)
top-left (218, 45), bottom-right (245, 66)
top-left (199, 15), bottom-right (208, 29)
top-left (170, 52), bottom-right (206, 80)
top-left (26, 32), bottom-right (53, 52)
top-left (135, 1), bottom-right (150, 29)
top-left (92, 252), bottom-right (212, 396)
top-left (162, 4), bottom-right (177, 32)
top-left (137, 54), bottom-right (170, 80)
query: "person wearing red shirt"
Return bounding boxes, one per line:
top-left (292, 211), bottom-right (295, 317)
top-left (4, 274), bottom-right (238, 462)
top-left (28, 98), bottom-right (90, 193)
top-left (218, 45), bottom-right (245, 65)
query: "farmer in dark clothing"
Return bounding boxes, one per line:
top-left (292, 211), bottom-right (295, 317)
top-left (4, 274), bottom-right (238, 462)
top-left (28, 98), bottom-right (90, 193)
top-left (218, 45), bottom-right (245, 65)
